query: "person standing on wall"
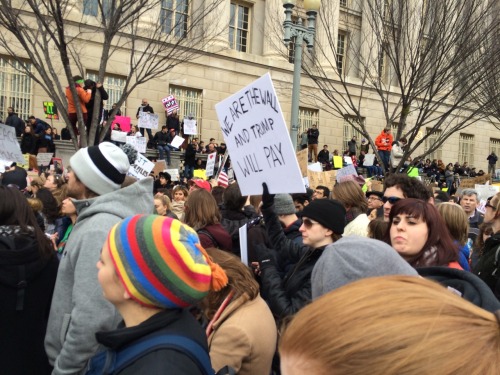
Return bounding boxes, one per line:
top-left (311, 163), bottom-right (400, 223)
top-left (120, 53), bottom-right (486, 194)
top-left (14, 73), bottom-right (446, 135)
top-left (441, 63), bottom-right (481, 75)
top-left (307, 124), bottom-right (319, 163)
top-left (375, 127), bottom-right (393, 171)
top-left (136, 98), bottom-right (154, 142)
top-left (487, 151), bottom-right (498, 177)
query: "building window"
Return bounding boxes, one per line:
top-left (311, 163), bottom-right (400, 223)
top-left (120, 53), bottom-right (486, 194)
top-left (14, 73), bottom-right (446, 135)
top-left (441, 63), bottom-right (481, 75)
top-left (458, 133), bottom-right (474, 166)
top-left (229, 2), bottom-right (250, 52)
top-left (343, 116), bottom-right (363, 152)
top-left (161, 0), bottom-right (189, 38)
top-left (337, 32), bottom-right (346, 75)
top-left (0, 57), bottom-right (32, 122)
top-left (83, 0), bottom-right (110, 17)
top-left (169, 85), bottom-right (203, 136)
top-left (490, 138), bottom-right (500, 160)
top-left (340, 0), bottom-right (348, 7)
top-left (424, 128), bottom-right (442, 161)
top-left (86, 72), bottom-right (127, 114)
top-left (298, 107), bottom-right (319, 145)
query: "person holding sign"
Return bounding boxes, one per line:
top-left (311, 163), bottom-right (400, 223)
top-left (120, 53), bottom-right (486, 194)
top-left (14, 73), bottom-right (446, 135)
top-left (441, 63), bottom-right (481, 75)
top-left (153, 126), bottom-right (174, 166)
top-left (136, 98), bottom-right (154, 140)
top-left (166, 109), bottom-right (181, 136)
top-left (256, 183), bottom-right (346, 321)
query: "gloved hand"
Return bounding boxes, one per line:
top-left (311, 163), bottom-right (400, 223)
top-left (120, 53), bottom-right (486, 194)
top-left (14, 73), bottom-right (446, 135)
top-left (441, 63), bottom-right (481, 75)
top-left (261, 182), bottom-right (275, 210)
top-left (255, 243), bottom-right (275, 271)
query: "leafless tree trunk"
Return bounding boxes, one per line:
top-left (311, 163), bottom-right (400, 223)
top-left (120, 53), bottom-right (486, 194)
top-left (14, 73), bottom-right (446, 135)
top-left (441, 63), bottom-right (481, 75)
top-left (0, 0), bottom-right (226, 148)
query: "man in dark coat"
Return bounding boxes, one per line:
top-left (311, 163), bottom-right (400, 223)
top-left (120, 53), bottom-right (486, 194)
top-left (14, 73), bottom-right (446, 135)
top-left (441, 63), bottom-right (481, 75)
top-left (5, 107), bottom-right (25, 137)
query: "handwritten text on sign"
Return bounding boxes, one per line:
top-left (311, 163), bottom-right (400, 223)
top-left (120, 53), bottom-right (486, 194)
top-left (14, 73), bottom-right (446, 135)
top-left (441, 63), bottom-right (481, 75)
top-left (215, 73), bottom-right (305, 195)
top-left (0, 124), bottom-right (24, 164)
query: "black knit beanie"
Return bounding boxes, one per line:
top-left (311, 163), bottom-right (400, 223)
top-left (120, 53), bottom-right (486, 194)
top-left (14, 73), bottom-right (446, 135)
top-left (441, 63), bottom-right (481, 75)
top-left (302, 199), bottom-right (346, 235)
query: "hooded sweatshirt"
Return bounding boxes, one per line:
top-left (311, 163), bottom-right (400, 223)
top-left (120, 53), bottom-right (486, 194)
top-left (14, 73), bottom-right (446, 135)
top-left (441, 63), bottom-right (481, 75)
top-left (45, 178), bottom-right (154, 375)
top-left (0, 226), bottom-right (59, 375)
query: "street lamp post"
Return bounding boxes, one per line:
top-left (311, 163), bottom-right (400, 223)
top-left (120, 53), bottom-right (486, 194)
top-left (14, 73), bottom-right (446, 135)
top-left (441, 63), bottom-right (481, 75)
top-left (283, 0), bottom-right (321, 151)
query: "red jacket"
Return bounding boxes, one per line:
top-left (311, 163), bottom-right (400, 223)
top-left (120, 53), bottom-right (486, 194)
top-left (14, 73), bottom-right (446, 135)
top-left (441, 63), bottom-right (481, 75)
top-left (65, 84), bottom-right (91, 114)
top-left (375, 130), bottom-right (393, 151)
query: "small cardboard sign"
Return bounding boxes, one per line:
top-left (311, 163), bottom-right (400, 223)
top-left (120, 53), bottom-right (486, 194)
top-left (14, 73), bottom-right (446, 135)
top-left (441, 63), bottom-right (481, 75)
top-left (152, 160), bottom-right (167, 176)
top-left (183, 118), bottom-right (198, 135)
top-left (51, 157), bottom-right (63, 172)
top-left (43, 101), bottom-right (59, 120)
top-left (128, 153), bottom-right (154, 180)
top-left (307, 169), bottom-right (337, 190)
top-left (336, 165), bottom-right (358, 183)
top-left (475, 184), bottom-right (499, 201)
top-left (111, 116), bottom-right (131, 133)
top-left (138, 112), bottom-right (159, 130)
top-left (344, 156), bottom-right (353, 165)
top-left (363, 154), bottom-right (375, 167)
top-left (165, 168), bottom-right (180, 181)
top-left (171, 135), bottom-right (185, 149)
top-left (296, 149), bottom-right (308, 177)
top-left (333, 156), bottom-right (343, 169)
top-left (0, 124), bottom-right (24, 164)
top-left (111, 130), bottom-right (127, 143)
top-left (126, 136), bottom-right (147, 153)
top-left (193, 169), bottom-right (207, 180)
top-left (36, 152), bottom-right (54, 166)
top-left (162, 95), bottom-right (179, 114)
top-left (205, 152), bottom-right (217, 177)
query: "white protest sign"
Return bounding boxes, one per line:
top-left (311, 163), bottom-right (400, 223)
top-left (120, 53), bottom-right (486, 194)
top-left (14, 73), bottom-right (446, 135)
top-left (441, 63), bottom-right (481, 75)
top-left (307, 162), bottom-right (322, 172)
top-left (111, 130), bottom-right (127, 143)
top-left (0, 124), bottom-right (24, 164)
top-left (205, 152), bottom-right (217, 177)
top-left (165, 168), bottom-right (180, 181)
top-left (138, 112), bottom-right (159, 130)
top-left (161, 95), bottom-right (179, 114)
top-left (126, 136), bottom-right (147, 153)
top-left (344, 156), bottom-right (353, 165)
top-left (239, 224), bottom-right (248, 266)
top-left (475, 184), bottom-right (499, 201)
top-left (215, 73), bottom-right (305, 195)
top-left (36, 153), bottom-right (54, 166)
top-left (171, 135), bottom-right (185, 149)
top-left (128, 153), bottom-right (154, 180)
top-left (183, 118), bottom-right (197, 135)
top-left (363, 154), bottom-right (375, 167)
top-left (336, 165), bottom-right (358, 182)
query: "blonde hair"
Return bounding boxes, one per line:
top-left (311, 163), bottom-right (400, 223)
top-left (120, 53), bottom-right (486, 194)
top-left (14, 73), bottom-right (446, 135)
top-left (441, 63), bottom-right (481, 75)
top-left (436, 202), bottom-right (469, 245)
top-left (280, 276), bottom-right (500, 375)
top-left (154, 195), bottom-right (172, 211)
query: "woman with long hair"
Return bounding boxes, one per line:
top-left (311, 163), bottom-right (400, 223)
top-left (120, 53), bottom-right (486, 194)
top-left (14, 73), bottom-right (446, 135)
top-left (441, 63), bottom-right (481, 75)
top-left (20, 123), bottom-right (37, 155)
top-left (473, 193), bottom-right (500, 298)
top-left (154, 194), bottom-right (178, 220)
top-left (202, 248), bottom-right (276, 375)
top-left (383, 198), bottom-right (459, 268)
top-left (332, 180), bottom-right (370, 237)
top-left (280, 276), bottom-right (500, 375)
top-left (0, 186), bottom-right (59, 375)
top-left (436, 202), bottom-right (471, 271)
top-left (184, 189), bottom-right (232, 252)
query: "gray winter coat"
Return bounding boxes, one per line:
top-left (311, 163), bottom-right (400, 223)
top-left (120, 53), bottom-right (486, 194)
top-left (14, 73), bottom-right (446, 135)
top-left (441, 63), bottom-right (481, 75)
top-left (45, 178), bottom-right (154, 375)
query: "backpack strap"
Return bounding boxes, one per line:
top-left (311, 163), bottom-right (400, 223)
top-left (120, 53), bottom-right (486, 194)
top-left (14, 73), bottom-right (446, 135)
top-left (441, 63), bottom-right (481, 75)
top-left (197, 229), bottom-right (220, 249)
top-left (112, 333), bottom-right (213, 374)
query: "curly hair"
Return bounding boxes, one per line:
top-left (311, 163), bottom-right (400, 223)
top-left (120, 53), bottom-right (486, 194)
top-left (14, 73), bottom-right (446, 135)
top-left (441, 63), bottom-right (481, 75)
top-left (384, 173), bottom-right (432, 201)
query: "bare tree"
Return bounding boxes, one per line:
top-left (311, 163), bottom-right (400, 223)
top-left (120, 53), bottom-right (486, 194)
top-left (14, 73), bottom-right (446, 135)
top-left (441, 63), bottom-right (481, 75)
top-left (269, 0), bottom-right (500, 171)
top-left (0, 0), bottom-right (225, 148)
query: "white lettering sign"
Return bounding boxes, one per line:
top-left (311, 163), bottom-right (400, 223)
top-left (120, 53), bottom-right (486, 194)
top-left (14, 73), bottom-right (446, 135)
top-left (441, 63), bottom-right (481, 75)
top-left (128, 153), bottom-right (154, 180)
top-left (215, 73), bottom-right (305, 195)
top-left (205, 152), bottom-right (217, 177)
top-left (126, 136), bottom-right (147, 153)
top-left (183, 118), bottom-right (197, 135)
top-left (138, 112), bottom-right (159, 130)
top-left (36, 153), bottom-right (54, 166)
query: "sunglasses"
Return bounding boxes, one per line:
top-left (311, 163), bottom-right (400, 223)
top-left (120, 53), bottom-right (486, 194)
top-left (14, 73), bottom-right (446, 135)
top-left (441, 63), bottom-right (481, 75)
top-left (382, 196), bottom-right (402, 204)
top-left (485, 202), bottom-right (496, 210)
top-left (302, 218), bottom-right (320, 229)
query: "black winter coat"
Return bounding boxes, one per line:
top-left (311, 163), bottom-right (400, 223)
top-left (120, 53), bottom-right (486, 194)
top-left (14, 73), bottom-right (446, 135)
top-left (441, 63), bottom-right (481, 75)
top-left (92, 309), bottom-right (209, 375)
top-left (20, 133), bottom-right (37, 154)
top-left (259, 206), bottom-right (323, 321)
top-left (0, 226), bottom-right (59, 375)
top-left (473, 231), bottom-right (500, 299)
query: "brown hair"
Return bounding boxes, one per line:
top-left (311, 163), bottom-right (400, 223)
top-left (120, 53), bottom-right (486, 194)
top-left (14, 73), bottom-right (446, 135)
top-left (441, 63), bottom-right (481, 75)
top-left (473, 222), bottom-right (494, 257)
top-left (488, 192), bottom-right (500, 220)
top-left (436, 202), bottom-right (469, 246)
top-left (280, 276), bottom-right (500, 375)
top-left (201, 248), bottom-right (259, 320)
top-left (367, 218), bottom-right (388, 241)
top-left (184, 189), bottom-right (221, 230)
top-left (172, 185), bottom-right (188, 199)
top-left (332, 180), bottom-right (368, 212)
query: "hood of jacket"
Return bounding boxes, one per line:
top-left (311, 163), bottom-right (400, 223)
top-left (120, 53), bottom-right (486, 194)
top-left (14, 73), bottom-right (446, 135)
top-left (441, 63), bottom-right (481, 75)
top-left (73, 177), bottom-right (154, 223)
top-left (0, 226), bottom-right (51, 288)
top-left (417, 266), bottom-right (500, 313)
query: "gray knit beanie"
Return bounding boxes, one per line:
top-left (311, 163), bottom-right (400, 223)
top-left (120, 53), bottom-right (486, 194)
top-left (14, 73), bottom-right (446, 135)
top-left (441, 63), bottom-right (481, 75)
top-left (311, 236), bottom-right (418, 299)
top-left (274, 194), bottom-right (296, 215)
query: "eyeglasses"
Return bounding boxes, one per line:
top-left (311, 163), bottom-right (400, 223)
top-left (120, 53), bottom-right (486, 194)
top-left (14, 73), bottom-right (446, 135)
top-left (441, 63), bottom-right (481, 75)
top-left (302, 218), bottom-right (320, 229)
top-left (382, 196), bottom-right (402, 204)
top-left (367, 196), bottom-right (382, 201)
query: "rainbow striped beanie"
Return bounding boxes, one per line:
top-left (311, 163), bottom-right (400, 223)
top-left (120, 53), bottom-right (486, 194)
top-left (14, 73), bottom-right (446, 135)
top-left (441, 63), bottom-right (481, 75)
top-left (106, 215), bottom-right (212, 309)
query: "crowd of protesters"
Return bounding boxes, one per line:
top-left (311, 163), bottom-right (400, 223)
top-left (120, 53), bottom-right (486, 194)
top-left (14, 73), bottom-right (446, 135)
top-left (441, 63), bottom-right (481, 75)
top-left (1, 135), bottom-right (500, 374)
